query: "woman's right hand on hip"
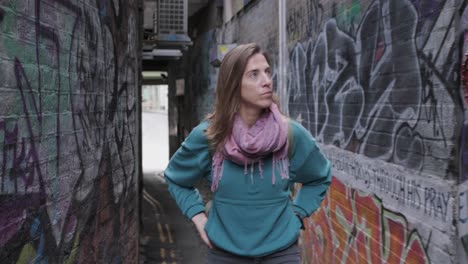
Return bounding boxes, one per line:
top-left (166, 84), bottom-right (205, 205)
top-left (191, 213), bottom-right (213, 249)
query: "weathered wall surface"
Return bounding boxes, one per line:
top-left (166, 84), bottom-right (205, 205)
top-left (0, 0), bottom-right (141, 263)
top-left (459, 2), bottom-right (468, 263)
top-left (182, 0), bottom-right (466, 263)
top-left (287, 0), bottom-right (462, 263)
top-left (218, 0), bottom-right (279, 63)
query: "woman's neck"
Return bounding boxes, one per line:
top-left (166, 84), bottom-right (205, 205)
top-left (238, 105), bottom-right (264, 127)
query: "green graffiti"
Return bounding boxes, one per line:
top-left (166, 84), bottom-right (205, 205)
top-left (1, 0), bottom-right (76, 115)
top-left (1, 7), bottom-right (15, 37)
top-left (63, 233), bottom-right (80, 264)
top-left (17, 243), bottom-right (37, 264)
top-left (337, 0), bottom-right (361, 32)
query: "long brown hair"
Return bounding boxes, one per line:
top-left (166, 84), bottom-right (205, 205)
top-left (205, 43), bottom-right (280, 151)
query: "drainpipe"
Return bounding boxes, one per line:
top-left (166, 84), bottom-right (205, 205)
top-left (278, 0), bottom-right (288, 115)
top-left (224, 0), bottom-right (233, 23)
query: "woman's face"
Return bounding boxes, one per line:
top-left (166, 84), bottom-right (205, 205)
top-left (240, 53), bottom-right (273, 112)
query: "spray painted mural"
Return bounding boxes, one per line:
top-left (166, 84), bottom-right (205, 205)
top-left (287, 0), bottom-right (461, 176)
top-left (0, 0), bottom-right (139, 263)
top-left (286, 0), bottom-right (464, 262)
top-left (460, 0), bottom-right (468, 260)
top-left (303, 176), bottom-right (430, 264)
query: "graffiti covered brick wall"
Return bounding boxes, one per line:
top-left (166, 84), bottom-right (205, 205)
top-left (459, 2), bottom-right (468, 263)
top-left (0, 0), bottom-right (140, 263)
top-left (287, 0), bottom-right (462, 263)
top-left (287, 0), bottom-right (460, 175)
top-left (305, 176), bottom-right (432, 263)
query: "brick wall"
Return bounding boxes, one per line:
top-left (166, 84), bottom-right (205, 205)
top-left (459, 2), bottom-right (468, 263)
top-left (0, 0), bottom-right (141, 263)
top-left (181, 0), bottom-right (466, 263)
top-left (286, 0), bottom-right (461, 262)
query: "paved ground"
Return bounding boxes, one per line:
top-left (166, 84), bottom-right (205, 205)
top-left (140, 112), bottom-right (209, 264)
top-left (140, 172), bottom-right (208, 264)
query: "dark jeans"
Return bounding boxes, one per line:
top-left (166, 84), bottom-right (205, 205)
top-left (206, 242), bottom-right (301, 264)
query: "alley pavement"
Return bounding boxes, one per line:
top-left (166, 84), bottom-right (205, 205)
top-left (140, 111), bottom-right (209, 263)
top-left (140, 171), bottom-right (209, 264)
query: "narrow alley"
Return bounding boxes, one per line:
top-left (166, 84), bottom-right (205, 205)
top-left (139, 110), bottom-right (209, 263)
top-left (1, 0), bottom-right (468, 263)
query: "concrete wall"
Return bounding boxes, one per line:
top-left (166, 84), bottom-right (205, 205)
top-left (180, 0), bottom-right (467, 263)
top-left (0, 0), bottom-right (141, 263)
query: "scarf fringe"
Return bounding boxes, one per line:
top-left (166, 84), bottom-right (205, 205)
top-left (211, 157), bottom-right (289, 191)
top-left (271, 157), bottom-right (289, 185)
top-left (211, 152), bottom-right (225, 192)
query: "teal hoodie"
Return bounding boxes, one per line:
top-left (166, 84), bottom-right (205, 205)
top-left (164, 120), bottom-right (331, 257)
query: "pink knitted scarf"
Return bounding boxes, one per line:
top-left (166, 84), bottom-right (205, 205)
top-left (211, 103), bottom-right (289, 192)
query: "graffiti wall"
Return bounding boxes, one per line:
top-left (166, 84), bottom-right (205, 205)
top-left (286, 0), bottom-right (463, 262)
top-left (460, 1), bottom-right (468, 262)
top-left (304, 176), bottom-right (431, 264)
top-left (0, 0), bottom-right (140, 263)
top-left (306, 146), bottom-right (454, 263)
top-left (287, 0), bottom-right (460, 176)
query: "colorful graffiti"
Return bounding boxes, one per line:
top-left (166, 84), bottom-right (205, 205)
top-left (287, 0), bottom-right (462, 176)
top-left (302, 177), bottom-right (430, 263)
top-left (0, 0), bottom-right (139, 263)
top-left (335, 0), bottom-right (362, 33)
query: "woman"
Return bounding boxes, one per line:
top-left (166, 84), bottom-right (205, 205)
top-left (164, 43), bottom-right (331, 263)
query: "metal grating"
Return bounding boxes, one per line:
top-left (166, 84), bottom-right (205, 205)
top-left (157, 0), bottom-right (187, 35)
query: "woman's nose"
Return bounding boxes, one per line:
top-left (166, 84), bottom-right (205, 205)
top-left (262, 72), bottom-right (272, 86)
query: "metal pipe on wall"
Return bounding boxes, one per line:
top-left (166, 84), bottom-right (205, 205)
top-left (224, 0), bottom-right (233, 23)
top-left (278, 0), bottom-right (288, 115)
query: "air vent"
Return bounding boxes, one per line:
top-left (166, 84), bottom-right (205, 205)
top-left (143, 0), bottom-right (191, 59)
top-left (157, 0), bottom-right (187, 35)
